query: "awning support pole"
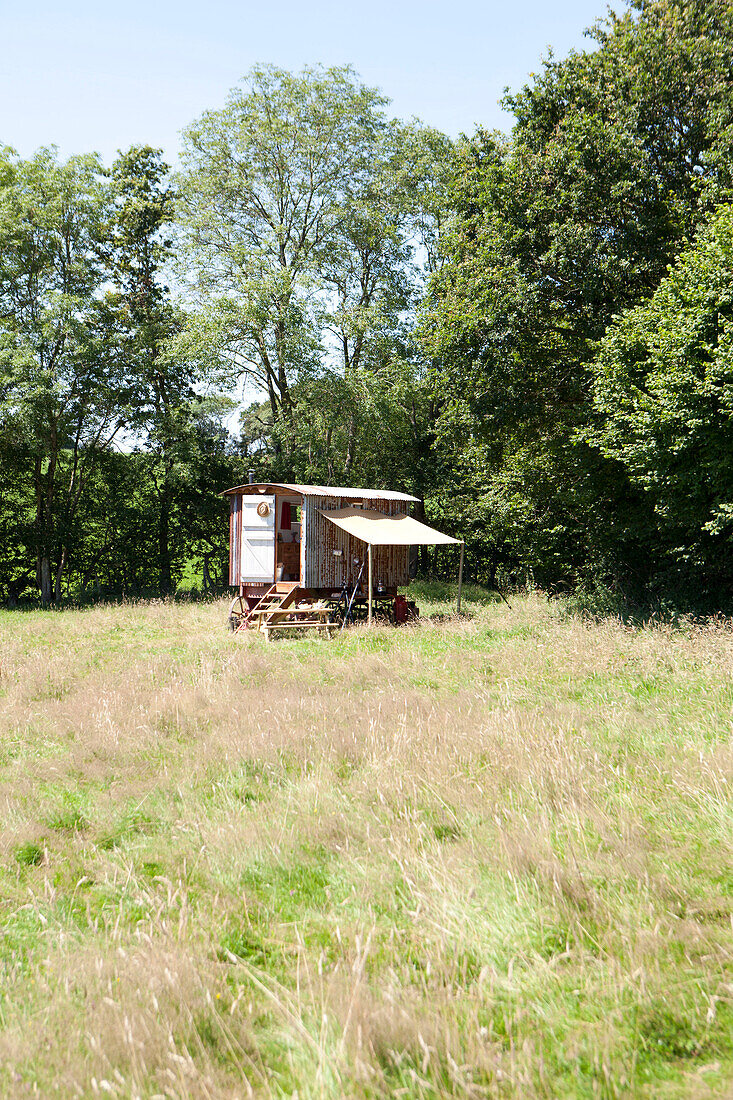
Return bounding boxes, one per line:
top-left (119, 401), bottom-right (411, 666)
top-left (368, 543), bottom-right (373, 625)
top-left (457, 541), bottom-right (465, 615)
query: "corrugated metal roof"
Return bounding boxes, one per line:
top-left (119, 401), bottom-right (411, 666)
top-left (222, 482), bottom-right (419, 502)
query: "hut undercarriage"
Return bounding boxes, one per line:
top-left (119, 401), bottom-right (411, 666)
top-left (227, 578), bottom-right (419, 640)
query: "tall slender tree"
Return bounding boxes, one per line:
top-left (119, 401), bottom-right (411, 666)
top-left (109, 146), bottom-right (181, 594)
top-left (109, 145), bottom-right (231, 595)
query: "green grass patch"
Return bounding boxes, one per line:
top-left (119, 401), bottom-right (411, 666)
top-left (0, 588), bottom-right (731, 1096)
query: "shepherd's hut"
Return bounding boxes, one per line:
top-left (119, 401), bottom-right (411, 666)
top-left (223, 481), bottom-right (463, 637)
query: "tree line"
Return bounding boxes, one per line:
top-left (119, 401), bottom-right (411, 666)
top-left (2, 0), bottom-right (733, 609)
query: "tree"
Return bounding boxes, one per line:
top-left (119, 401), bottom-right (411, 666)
top-left (592, 201), bottom-right (733, 595)
top-left (422, 0), bottom-right (733, 590)
top-left (178, 66), bottom-right (453, 502)
top-left (320, 122), bottom-right (451, 478)
top-left (0, 147), bottom-right (127, 603)
top-left (111, 145), bottom-right (187, 595)
top-left (108, 145), bottom-right (235, 595)
top-left (177, 65), bottom-right (393, 437)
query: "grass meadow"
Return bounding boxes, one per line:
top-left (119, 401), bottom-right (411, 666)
top-left (0, 586), bottom-right (731, 1098)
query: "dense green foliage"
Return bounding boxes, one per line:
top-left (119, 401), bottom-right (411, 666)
top-left (593, 203), bottom-right (733, 594)
top-left (424, 0), bottom-right (733, 600)
top-left (0, 145), bottom-right (235, 603)
top-left (3, 1), bottom-right (733, 605)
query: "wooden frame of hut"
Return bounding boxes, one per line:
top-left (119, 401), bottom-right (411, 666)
top-left (223, 481), bottom-right (462, 635)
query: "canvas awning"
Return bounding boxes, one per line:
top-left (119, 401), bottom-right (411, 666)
top-left (319, 506), bottom-right (460, 546)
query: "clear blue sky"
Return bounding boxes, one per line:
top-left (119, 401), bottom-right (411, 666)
top-left (2, 0), bottom-right (610, 163)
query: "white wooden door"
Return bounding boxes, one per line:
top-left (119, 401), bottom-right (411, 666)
top-left (240, 496), bottom-right (275, 583)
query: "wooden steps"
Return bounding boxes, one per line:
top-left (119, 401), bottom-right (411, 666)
top-left (237, 584), bottom-right (335, 640)
top-left (236, 582), bottom-right (299, 631)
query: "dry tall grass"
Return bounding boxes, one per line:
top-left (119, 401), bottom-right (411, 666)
top-left (0, 589), bottom-right (730, 1098)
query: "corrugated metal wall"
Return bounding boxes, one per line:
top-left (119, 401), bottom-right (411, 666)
top-left (229, 495), bottom-right (241, 585)
top-left (303, 496), bottom-right (410, 590)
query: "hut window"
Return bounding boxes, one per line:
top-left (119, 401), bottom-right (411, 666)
top-left (279, 501), bottom-right (301, 530)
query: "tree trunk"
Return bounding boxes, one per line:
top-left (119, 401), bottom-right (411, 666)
top-left (325, 426), bottom-right (333, 481)
top-left (38, 555), bottom-right (53, 605)
top-left (54, 547), bottom-right (68, 604)
top-left (344, 415), bottom-right (356, 478)
top-left (273, 316), bottom-right (293, 421)
top-left (34, 455), bottom-right (54, 605)
top-left (159, 487), bottom-right (172, 597)
top-left (202, 551), bottom-right (215, 594)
